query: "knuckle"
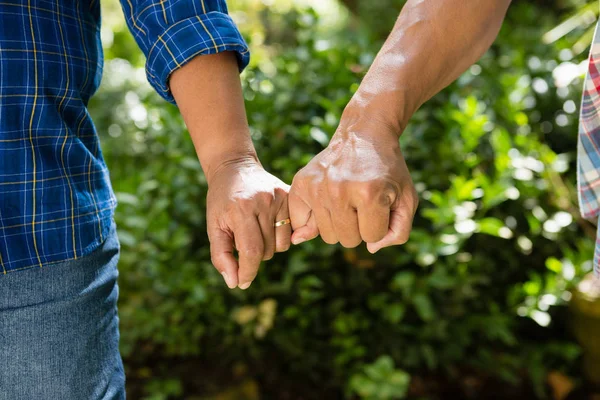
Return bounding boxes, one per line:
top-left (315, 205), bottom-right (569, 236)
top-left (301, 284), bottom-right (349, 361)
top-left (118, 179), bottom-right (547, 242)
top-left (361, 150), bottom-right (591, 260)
top-left (210, 254), bottom-right (220, 268)
top-left (273, 186), bottom-right (289, 199)
top-left (240, 245), bottom-right (263, 259)
top-left (380, 190), bottom-right (396, 207)
top-left (340, 237), bottom-right (362, 249)
top-left (258, 191), bottom-right (275, 207)
top-left (327, 181), bottom-right (345, 201)
top-left (210, 253), bottom-right (225, 269)
top-left (236, 197), bottom-right (256, 214)
top-left (357, 181), bottom-right (384, 203)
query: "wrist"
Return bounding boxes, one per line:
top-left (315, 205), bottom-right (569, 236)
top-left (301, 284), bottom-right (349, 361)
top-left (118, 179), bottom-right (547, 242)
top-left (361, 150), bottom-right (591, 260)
top-left (203, 150), bottom-right (260, 185)
top-left (342, 88), bottom-right (411, 139)
top-left (336, 96), bottom-right (408, 143)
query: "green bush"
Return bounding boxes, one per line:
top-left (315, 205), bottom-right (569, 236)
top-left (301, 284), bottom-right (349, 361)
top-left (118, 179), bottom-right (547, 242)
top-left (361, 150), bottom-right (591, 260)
top-left (89, 0), bottom-right (596, 398)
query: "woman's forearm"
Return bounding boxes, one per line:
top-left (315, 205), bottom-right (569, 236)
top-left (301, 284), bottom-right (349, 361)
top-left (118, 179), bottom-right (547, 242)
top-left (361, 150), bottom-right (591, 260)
top-left (170, 52), bottom-right (258, 183)
top-left (169, 52), bottom-right (291, 290)
top-left (345, 0), bottom-right (512, 135)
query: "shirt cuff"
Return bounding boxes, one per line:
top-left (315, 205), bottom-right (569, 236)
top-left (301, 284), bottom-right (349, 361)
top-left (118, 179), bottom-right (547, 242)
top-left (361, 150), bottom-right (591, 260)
top-left (145, 12), bottom-right (250, 104)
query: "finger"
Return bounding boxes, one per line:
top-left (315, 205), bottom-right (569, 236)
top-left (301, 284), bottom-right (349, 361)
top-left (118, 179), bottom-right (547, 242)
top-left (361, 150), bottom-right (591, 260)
top-left (208, 227), bottom-right (239, 289)
top-left (289, 186), bottom-right (311, 230)
top-left (356, 187), bottom-right (396, 243)
top-left (291, 213), bottom-right (318, 245)
top-left (312, 206), bottom-right (337, 245)
top-left (331, 207), bottom-right (361, 248)
top-left (358, 204), bottom-right (392, 244)
top-left (274, 196), bottom-right (292, 253)
top-left (258, 212), bottom-right (277, 261)
top-left (366, 206), bottom-right (415, 254)
top-left (289, 189), bottom-right (318, 245)
top-left (234, 216), bottom-right (264, 289)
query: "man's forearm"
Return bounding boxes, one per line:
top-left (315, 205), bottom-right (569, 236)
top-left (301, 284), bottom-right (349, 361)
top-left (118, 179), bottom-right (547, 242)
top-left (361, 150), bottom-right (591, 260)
top-left (170, 52), bottom-right (258, 182)
top-left (345, 0), bottom-right (512, 135)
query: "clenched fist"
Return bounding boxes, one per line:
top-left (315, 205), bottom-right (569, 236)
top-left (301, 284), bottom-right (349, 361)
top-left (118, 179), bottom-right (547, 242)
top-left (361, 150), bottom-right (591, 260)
top-left (289, 119), bottom-right (418, 253)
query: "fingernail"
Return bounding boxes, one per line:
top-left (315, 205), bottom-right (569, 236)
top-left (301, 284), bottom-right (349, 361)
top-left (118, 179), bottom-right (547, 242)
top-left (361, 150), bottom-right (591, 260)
top-left (292, 238), bottom-right (306, 245)
top-left (239, 282), bottom-right (252, 290)
top-left (367, 246), bottom-right (379, 254)
top-left (221, 272), bottom-right (235, 289)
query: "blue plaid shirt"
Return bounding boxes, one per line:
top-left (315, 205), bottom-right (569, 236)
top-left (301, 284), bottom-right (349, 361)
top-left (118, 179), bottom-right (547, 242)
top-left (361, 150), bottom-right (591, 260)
top-left (0, 0), bottom-right (249, 274)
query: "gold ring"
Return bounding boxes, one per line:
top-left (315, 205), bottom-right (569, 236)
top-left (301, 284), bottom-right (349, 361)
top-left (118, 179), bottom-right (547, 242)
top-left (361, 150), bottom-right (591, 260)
top-left (274, 218), bottom-right (291, 227)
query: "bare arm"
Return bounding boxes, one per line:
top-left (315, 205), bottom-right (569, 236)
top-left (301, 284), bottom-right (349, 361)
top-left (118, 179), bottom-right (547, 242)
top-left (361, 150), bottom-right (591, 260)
top-left (170, 53), bottom-right (256, 182)
top-left (348, 0), bottom-right (512, 134)
top-left (171, 53), bottom-right (291, 289)
top-left (290, 1), bottom-right (512, 251)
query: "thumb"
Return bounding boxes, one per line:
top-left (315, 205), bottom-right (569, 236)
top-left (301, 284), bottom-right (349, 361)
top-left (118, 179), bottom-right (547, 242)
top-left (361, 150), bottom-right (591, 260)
top-left (289, 190), bottom-right (319, 245)
top-left (366, 207), bottom-right (414, 254)
top-left (208, 226), bottom-right (239, 289)
top-left (291, 214), bottom-right (319, 245)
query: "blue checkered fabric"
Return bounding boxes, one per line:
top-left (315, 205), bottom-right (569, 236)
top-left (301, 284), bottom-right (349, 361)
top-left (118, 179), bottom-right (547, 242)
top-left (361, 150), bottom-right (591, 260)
top-left (0, 0), bottom-right (249, 274)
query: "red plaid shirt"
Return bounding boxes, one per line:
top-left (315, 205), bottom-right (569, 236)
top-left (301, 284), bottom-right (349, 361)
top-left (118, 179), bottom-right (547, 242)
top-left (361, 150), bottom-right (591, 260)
top-left (578, 22), bottom-right (600, 274)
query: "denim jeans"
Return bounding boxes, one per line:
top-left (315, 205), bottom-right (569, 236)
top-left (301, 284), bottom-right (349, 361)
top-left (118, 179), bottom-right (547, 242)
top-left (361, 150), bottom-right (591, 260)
top-left (0, 222), bottom-right (125, 399)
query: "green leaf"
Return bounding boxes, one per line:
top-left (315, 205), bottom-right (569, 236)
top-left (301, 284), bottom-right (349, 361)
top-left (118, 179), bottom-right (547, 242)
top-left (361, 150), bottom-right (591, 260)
top-left (545, 257), bottom-right (562, 274)
top-left (413, 293), bottom-right (436, 322)
top-left (384, 303), bottom-right (406, 324)
top-left (428, 268), bottom-right (456, 289)
top-left (391, 272), bottom-right (416, 292)
top-left (478, 217), bottom-right (511, 238)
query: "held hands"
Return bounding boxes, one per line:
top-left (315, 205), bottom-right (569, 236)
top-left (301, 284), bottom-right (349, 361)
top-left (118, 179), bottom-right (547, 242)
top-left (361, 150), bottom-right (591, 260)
top-left (171, 52), bottom-right (418, 290)
top-left (207, 120), bottom-right (418, 290)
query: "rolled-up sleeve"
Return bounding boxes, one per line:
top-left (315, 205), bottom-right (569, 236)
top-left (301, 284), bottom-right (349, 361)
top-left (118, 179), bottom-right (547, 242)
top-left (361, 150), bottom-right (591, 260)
top-left (120, 0), bottom-right (250, 103)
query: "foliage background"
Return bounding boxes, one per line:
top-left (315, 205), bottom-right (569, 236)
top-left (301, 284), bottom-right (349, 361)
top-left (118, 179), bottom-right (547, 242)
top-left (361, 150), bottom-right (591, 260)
top-left (88, 0), bottom-right (599, 398)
